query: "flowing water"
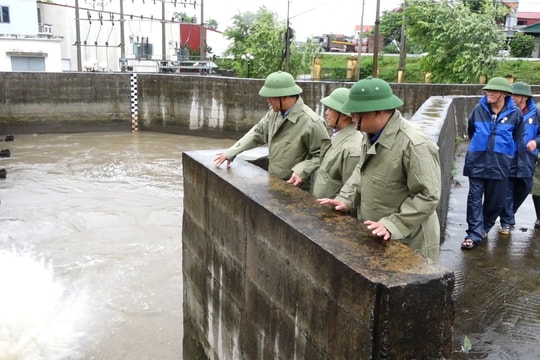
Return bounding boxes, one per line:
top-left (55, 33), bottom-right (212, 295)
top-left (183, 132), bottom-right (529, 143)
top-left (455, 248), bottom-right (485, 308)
top-left (0, 132), bottom-right (234, 359)
top-left (0, 132), bottom-right (539, 359)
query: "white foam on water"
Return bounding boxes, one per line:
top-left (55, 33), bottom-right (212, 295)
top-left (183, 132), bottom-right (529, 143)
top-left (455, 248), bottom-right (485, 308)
top-left (0, 250), bottom-right (88, 360)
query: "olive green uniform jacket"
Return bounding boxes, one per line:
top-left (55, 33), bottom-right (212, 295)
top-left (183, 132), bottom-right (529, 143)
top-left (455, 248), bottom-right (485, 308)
top-left (224, 97), bottom-right (330, 187)
top-left (311, 124), bottom-right (364, 198)
top-left (335, 111), bottom-right (441, 260)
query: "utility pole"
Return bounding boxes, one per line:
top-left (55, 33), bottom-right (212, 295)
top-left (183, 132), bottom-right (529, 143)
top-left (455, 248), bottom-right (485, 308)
top-left (285, 0), bottom-right (291, 72)
top-left (75, 0), bottom-right (82, 71)
top-left (200, 0), bottom-right (205, 60)
top-left (162, 0), bottom-right (166, 61)
top-left (372, 0), bottom-right (381, 77)
top-left (398, 1), bottom-right (407, 83)
top-left (355, 0), bottom-right (366, 81)
top-left (119, 0), bottom-right (126, 71)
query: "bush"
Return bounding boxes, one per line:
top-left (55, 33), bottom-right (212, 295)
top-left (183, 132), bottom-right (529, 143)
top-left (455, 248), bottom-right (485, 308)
top-left (509, 32), bottom-right (535, 58)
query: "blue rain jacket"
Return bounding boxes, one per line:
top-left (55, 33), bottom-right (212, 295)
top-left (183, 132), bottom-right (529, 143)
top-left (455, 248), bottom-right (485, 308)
top-left (463, 95), bottom-right (522, 180)
top-left (512, 98), bottom-right (540, 179)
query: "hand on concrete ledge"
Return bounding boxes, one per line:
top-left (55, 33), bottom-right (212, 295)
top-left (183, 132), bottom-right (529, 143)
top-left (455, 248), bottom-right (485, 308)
top-left (364, 220), bottom-right (392, 241)
top-left (316, 198), bottom-right (349, 213)
top-left (286, 172), bottom-right (304, 187)
top-left (214, 152), bottom-right (231, 168)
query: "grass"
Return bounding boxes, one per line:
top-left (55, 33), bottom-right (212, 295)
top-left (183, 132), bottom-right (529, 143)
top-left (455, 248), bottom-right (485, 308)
top-left (319, 53), bottom-right (540, 84)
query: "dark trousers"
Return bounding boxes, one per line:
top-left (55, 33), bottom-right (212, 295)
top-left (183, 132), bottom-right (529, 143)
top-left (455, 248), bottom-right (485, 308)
top-left (466, 177), bottom-right (508, 242)
top-left (499, 176), bottom-right (534, 226)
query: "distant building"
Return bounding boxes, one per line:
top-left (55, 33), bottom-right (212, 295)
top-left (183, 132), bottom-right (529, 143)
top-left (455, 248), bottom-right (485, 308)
top-left (0, 0), bottom-right (62, 72)
top-left (0, 0), bottom-right (225, 72)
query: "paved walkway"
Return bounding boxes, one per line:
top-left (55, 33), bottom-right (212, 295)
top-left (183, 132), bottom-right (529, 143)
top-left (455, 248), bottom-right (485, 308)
top-left (440, 142), bottom-right (540, 359)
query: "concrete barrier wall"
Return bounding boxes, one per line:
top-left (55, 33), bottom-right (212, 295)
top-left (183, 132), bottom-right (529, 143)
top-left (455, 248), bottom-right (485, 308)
top-left (182, 150), bottom-right (455, 359)
top-left (0, 72), bottom-right (131, 133)
top-left (408, 95), bottom-right (480, 233)
top-left (3, 72), bottom-right (538, 137)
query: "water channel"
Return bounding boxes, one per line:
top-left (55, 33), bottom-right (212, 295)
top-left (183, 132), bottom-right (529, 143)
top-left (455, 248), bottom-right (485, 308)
top-left (0, 132), bottom-right (539, 359)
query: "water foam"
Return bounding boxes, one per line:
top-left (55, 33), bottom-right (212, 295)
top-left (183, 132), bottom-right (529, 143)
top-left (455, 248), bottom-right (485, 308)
top-left (0, 250), bottom-right (88, 360)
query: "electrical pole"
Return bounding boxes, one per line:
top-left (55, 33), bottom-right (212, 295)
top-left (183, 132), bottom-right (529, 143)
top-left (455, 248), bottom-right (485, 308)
top-left (285, 0), bottom-right (291, 72)
top-left (372, 0), bottom-right (381, 77)
top-left (162, 0), bottom-right (166, 61)
top-left (200, 0), bottom-right (205, 60)
top-left (398, 1), bottom-right (407, 83)
top-left (119, 0), bottom-right (125, 71)
top-left (355, 0), bottom-right (365, 81)
top-left (75, 0), bottom-right (82, 71)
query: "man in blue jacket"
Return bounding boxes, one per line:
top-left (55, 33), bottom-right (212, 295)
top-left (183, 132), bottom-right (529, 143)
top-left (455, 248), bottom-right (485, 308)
top-left (498, 81), bottom-right (540, 235)
top-left (461, 77), bottom-right (523, 250)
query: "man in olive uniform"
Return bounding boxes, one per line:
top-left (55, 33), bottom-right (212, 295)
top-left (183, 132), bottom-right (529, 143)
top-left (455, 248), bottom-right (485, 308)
top-left (214, 71), bottom-right (330, 190)
top-left (317, 77), bottom-right (441, 261)
top-left (311, 87), bottom-right (364, 199)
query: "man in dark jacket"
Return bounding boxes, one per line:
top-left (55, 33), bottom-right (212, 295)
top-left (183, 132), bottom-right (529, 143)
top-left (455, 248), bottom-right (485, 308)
top-left (461, 77), bottom-right (523, 249)
top-left (498, 81), bottom-right (540, 235)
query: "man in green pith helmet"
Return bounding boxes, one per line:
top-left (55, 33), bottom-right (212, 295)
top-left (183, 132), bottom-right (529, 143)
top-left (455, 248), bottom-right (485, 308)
top-left (214, 71), bottom-right (330, 191)
top-left (310, 87), bottom-right (364, 199)
top-left (499, 81), bottom-right (540, 234)
top-left (317, 77), bottom-right (441, 261)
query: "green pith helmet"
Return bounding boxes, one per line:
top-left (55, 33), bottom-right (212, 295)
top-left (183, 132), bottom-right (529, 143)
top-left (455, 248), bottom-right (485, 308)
top-left (258, 71), bottom-right (303, 97)
top-left (320, 88), bottom-right (351, 116)
top-left (483, 77), bottom-right (511, 93)
top-left (510, 81), bottom-right (533, 97)
top-left (342, 77), bottom-right (404, 113)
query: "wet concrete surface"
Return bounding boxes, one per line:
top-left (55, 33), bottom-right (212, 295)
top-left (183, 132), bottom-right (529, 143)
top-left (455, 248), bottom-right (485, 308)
top-left (442, 141), bottom-right (540, 359)
top-left (0, 133), bottom-right (539, 359)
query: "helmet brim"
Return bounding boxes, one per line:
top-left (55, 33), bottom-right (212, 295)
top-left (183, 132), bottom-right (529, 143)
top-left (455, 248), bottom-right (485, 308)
top-left (258, 84), bottom-right (303, 97)
top-left (342, 94), bottom-right (404, 113)
top-left (320, 97), bottom-right (351, 116)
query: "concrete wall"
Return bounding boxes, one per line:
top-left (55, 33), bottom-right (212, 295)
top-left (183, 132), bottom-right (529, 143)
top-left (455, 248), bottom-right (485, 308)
top-left (2, 72), bottom-right (539, 137)
top-left (182, 150), bottom-right (455, 359)
top-left (0, 72), bottom-right (131, 133)
top-left (408, 95), bottom-right (480, 233)
top-left (1, 72), bottom-right (539, 137)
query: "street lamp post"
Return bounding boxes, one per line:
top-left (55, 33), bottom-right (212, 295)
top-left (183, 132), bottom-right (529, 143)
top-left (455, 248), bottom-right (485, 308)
top-left (241, 53), bottom-right (254, 78)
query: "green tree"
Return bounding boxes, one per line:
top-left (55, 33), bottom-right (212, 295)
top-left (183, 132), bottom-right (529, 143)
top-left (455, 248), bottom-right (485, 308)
top-left (206, 19), bottom-right (218, 30)
top-left (404, 0), bottom-right (505, 83)
top-left (173, 12), bottom-right (197, 23)
top-left (509, 32), bottom-right (535, 58)
top-left (380, 8), bottom-right (403, 47)
top-left (223, 7), bottom-right (320, 78)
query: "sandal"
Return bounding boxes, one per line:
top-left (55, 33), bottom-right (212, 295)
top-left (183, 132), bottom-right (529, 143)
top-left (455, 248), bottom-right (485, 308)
top-left (461, 239), bottom-right (477, 250)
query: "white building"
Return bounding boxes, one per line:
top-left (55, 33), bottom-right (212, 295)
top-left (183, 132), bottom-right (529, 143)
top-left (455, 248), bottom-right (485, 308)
top-left (0, 0), bottom-right (228, 72)
top-left (0, 0), bottom-right (63, 72)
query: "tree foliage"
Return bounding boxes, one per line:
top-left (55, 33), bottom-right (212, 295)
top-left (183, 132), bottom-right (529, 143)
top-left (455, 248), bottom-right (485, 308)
top-left (173, 12), bottom-right (197, 23)
top-left (404, 0), bottom-right (506, 83)
top-left (173, 12), bottom-right (218, 30)
top-left (509, 32), bottom-right (535, 58)
top-left (380, 8), bottom-right (403, 47)
top-left (222, 7), bottom-right (320, 78)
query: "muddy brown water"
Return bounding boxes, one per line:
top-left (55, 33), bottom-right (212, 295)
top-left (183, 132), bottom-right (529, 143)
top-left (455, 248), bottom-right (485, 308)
top-left (0, 133), bottom-right (539, 359)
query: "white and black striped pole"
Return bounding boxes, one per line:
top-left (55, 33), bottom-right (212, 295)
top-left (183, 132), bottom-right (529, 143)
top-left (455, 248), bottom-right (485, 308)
top-left (130, 73), bottom-right (139, 133)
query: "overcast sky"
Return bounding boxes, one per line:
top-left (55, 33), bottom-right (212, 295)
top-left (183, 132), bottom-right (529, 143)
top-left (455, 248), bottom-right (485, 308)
top-left (108, 0), bottom-right (540, 40)
top-left (203, 0), bottom-right (403, 40)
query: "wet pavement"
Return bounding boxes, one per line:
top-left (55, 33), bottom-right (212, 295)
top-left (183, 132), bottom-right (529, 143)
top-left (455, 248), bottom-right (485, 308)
top-left (0, 133), bottom-right (539, 359)
top-left (442, 141), bottom-right (540, 359)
